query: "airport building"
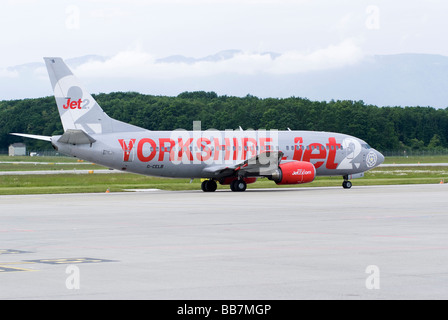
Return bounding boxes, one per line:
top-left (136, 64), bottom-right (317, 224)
top-left (8, 143), bottom-right (26, 156)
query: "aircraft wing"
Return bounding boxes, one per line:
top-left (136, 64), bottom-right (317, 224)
top-left (201, 165), bottom-right (237, 177)
top-left (236, 151), bottom-right (284, 176)
top-left (201, 151), bottom-right (284, 177)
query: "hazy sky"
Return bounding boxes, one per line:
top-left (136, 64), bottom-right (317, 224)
top-left (1, 0), bottom-right (447, 69)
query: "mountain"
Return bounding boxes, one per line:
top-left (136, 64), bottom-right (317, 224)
top-left (156, 49), bottom-right (243, 64)
top-left (300, 53), bottom-right (448, 108)
top-left (1, 52), bottom-right (447, 108)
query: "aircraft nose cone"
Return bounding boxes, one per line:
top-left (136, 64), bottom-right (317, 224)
top-left (376, 150), bottom-right (385, 166)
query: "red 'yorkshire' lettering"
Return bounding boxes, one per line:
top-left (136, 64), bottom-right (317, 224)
top-left (233, 138), bottom-right (239, 160)
top-left (177, 138), bottom-right (193, 161)
top-left (137, 138), bottom-right (157, 162)
top-left (118, 139), bottom-right (136, 162)
top-left (63, 98), bottom-right (83, 110)
top-left (242, 137), bottom-right (257, 160)
top-left (129, 136), bottom-right (342, 170)
top-left (196, 138), bottom-right (212, 161)
top-left (259, 137), bottom-right (272, 152)
top-left (213, 137), bottom-right (231, 161)
top-left (158, 138), bottom-right (175, 161)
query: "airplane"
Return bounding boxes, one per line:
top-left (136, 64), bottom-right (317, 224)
top-left (11, 57), bottom-right (385, 192)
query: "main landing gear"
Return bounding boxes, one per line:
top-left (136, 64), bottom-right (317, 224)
top-left (201, 179), bottom-right (217, 192)
top-left (230, 179), bottom-right (247, 192)
top-left (201, 179), bottom-right (247, 192)
top-left (342, 175), bottom-right (352, 189)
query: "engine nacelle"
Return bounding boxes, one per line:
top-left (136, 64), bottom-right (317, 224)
top-left (271, 161), bottom-right (316, 185)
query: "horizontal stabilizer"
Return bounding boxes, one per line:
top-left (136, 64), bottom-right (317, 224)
top-left (57, 129), bottom-right (96, 145)
top-left (10, 133), bottom-right (52, 142)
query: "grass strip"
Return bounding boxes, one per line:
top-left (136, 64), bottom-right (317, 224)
top-left (1, 166), bottom-right (447, 195)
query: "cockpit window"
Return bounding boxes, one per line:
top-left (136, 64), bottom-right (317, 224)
top-left (362, 144), bottom-right (371, 149)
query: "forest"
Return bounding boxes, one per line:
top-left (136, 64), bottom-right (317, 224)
top-left (1, 91), bottom-right (448, 153)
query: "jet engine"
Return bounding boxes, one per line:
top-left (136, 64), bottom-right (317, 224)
top-left (270, 161), bottom-right (316, 185)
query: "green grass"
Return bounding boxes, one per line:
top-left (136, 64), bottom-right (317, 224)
top-left (0, 155), bottom-right (107, 171)
top-left (384, 155), bottom-right (448, 164)
top-left (0, 163), bottom-right (104, 171)
top-left (0, 155), bottom-right (78, 163)
top-left (1, 166), bottom-right (447, 195)
top-left (0, 173), bottom-right (196, 195)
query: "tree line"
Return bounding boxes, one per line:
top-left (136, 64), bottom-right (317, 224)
top-left (1, 91), bottom-right (447, 152)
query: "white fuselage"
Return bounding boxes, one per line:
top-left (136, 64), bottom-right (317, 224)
top-left (53, 129), bottom-right (384, 179)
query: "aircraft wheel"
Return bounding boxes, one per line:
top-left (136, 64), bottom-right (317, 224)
top-left (231, 179), bottom-right (247, 192)
top-left (201, 180), bottom-right (217, 192)
top-left (342, 180), bottom-right (352, 189)
top-left (208, 180), bottom-right (217, 192)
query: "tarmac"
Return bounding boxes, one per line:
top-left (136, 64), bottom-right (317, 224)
top-left (1, 184), bottom-right (447, 300)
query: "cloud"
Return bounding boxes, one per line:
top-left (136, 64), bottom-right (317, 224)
top-left (0, 68), bottom-right (19, 78)
top-left (74, 39), bottom-right (365, 80)
top-left (269, 39), bottom-right (365, 74)
top-left (88, 7), bottom-right (131, 19)
top-left (74, 50), bottom-right (156, 78)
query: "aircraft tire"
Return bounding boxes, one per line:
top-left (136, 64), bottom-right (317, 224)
top-left (208, 180), bottom-right (217, 192)
top-left (201, 180), bottom-right (217, 192)
top-left (342, 181), bottom-right (352, 189)
top-left (231, 179), bottom-right (247, 192)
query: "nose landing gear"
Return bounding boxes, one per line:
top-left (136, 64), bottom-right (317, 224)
top-left (342, 180), bottom-right (352, 189)
top-left (342, 176), bottom-right (352, 189)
